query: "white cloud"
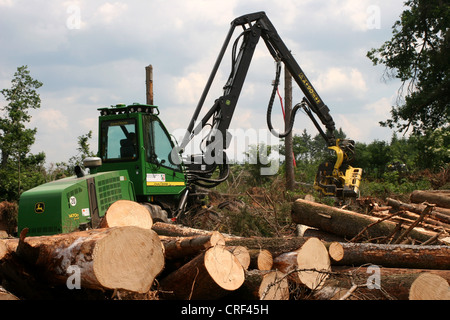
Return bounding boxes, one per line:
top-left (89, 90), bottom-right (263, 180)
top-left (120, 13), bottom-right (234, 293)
top-left (95, 2), bottom-right (128, 24)
top-left (364, 96), bottom-right (393, 118)
top-left (31, 109), bottom-right (69, 132)
top-left (174, 72), bottom-right (208, 105)
top-left (315, 67), bottom-right (367, 99)
top-left (0, 0), bottom-right (13, 7)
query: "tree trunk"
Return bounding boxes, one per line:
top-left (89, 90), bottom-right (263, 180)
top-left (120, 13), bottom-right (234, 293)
top-left (410, 190), bottom-right (450, 209)
top-left (225, 236), bottom-right (311, 257)
top-left (227, 246), bottom-right (250, 270)
top-left (159, 231), bottom-right (225, 260)
top-left (387, 197), bottom-right (450, 224)
top-left (284, 65), bottom-right (296, 191)
top-left (152, 222), bottom-right (234, 237)
top-left (326, 242), bottom-right (345, 263)
top-left (229, 270), bottom-right (289, 300)
top-left (272, 237), bottom-right (331, 290)
top-left (99, 200), bottom-right (153, 229)
top-left (248, 249), bottom-right (273, 271)
top-left (0, 286), bottom-right (19, 300)
top-left (330, 242), bottom-right (450, 269)
top-left (315, 266), bottom-right (450, 300)
top-left (409, 272), bottom-right (450, 300)
top-left (291, 198), bottom-right (438, 243)
top-left (15, 226), bottom-right (164, 293)
top-left (158, 245), bottom-right (245, 300)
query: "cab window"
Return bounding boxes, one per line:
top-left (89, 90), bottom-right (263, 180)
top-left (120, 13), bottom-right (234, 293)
top-left (100, 119), bottom-right (138, 162)
top-left (143, 115), bottom-right (181, 171)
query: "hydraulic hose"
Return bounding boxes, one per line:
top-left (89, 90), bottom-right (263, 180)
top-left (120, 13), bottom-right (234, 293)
top-left (266, 61), bottom-right (302, 138)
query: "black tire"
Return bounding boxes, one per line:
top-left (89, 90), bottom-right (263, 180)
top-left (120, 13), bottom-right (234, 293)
top-left (142, 203), bottom-right (170, 223)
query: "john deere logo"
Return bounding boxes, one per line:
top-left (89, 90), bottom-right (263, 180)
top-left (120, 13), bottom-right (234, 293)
top-left (35, 202), bottom-right (45, 214)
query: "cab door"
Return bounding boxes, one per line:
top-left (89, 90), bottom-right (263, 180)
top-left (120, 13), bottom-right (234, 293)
top-left (142, 115), bottom-right (186, 196)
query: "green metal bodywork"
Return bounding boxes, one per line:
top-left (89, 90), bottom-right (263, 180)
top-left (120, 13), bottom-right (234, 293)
top-left (18, 170), bottom-right (134, 236)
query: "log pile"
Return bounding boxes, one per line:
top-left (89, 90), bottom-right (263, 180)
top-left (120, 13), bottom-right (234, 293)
top-left (1, 190), bottom-right (449, 301)
top-left (291, 189), bottom-right (450, 300)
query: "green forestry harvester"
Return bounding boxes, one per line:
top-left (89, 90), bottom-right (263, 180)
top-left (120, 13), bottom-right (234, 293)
top-left (18, 12), bottom-right (362, 236)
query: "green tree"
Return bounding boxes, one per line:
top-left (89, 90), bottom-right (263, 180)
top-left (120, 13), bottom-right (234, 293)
top-left (68, 130), bottom-right (96, 169)
top-left (0, 66), bottom-right (46, 200)
top-left (49, 131), bottom-right (96, 178)
top-left (243, 143), bottom-right (276, 185)
top-left (367, 0), bottom-right (450, 135)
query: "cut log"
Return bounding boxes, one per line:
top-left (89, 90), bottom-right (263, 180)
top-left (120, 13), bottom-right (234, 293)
top-left (159, 231), bottom-right (225, 260)
top-left (248, 249), bottom-right (273, 271)
top-left (409, 272), bottom-right (450, 300)
top-left (225, 236), bottom-right (310, 257)
top-left (387, 197), bottom-right (450, 224)
top-left (152, 222), bottom-right (231, 237)
top-left (158, 245), bottom-right (245, 300)
top-left (227, 246), bottom-right (250, 270)
top-left (410, 190), bottom-right (450, 209)
top-left (331, 242), bottom-right (450, 270)
top-left (315, 266), bottom-right (450, 300)
top-left (0, 240), bottom-right (7, 260)
top-left (99, 200), bottom-right (153, 229)
top-left (272, 237), bottom-right (330, 290)
top-left (15, 226), bottom-right (164, 293)
top-left (0, 286), bottom-right (19, 300)
top-left (230, 270), bottom-right (289, 300)
top-left (0, 238), bottom-right (19, 261)
top-left (302, 228), bottom-right (346, 242)
top-left (291, 198), bottom-right (438, 243)
top-left (327, 242), bottom-right (345, 263)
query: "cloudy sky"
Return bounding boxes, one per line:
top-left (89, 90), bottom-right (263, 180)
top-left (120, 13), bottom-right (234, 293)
top-left (0, 0), bottom-right (407, 165)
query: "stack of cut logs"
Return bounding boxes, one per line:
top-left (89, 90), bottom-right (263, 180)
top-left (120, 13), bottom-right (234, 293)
top-left (0, 190), bottom-right (449, 300)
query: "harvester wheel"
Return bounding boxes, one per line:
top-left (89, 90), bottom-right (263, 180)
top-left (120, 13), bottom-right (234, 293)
top-left (142, 203), bottom-right (170, 223)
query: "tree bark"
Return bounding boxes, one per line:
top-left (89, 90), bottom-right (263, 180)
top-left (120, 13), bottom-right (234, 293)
top-left (158, 245), bottom-right (245, 300)
top-left (291, 198), bottom-right (438, 243)
top-left (14, 226), bottom-right (164, 293)
top-left (314, 266), bottom-right (450, 300)
top-left (229, 270), bottom-right (289, 300)
top-left (225, 236), bottom-right (311, 257)
top-left (387, 197), bottom-right (450, 224)
top-left (330, 242), bottom-right (450, 269)
top-left (99, 200), bottom-right (153, 229)
top-left (159, 231), bottom-right (225, 260)
top-left (152, 222), bottom-right (236, 237)
top-left (272, 237), bottom-right (331, 290)
top-left (410, 190), bottom-right (450, 209)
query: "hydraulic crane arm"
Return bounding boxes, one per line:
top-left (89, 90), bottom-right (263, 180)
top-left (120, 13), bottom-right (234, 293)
top-left (177, 12), bottom-right (362, 197)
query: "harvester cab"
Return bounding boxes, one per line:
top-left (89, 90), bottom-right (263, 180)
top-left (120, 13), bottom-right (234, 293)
top-left (18, 103), bottom-right (188, 236)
